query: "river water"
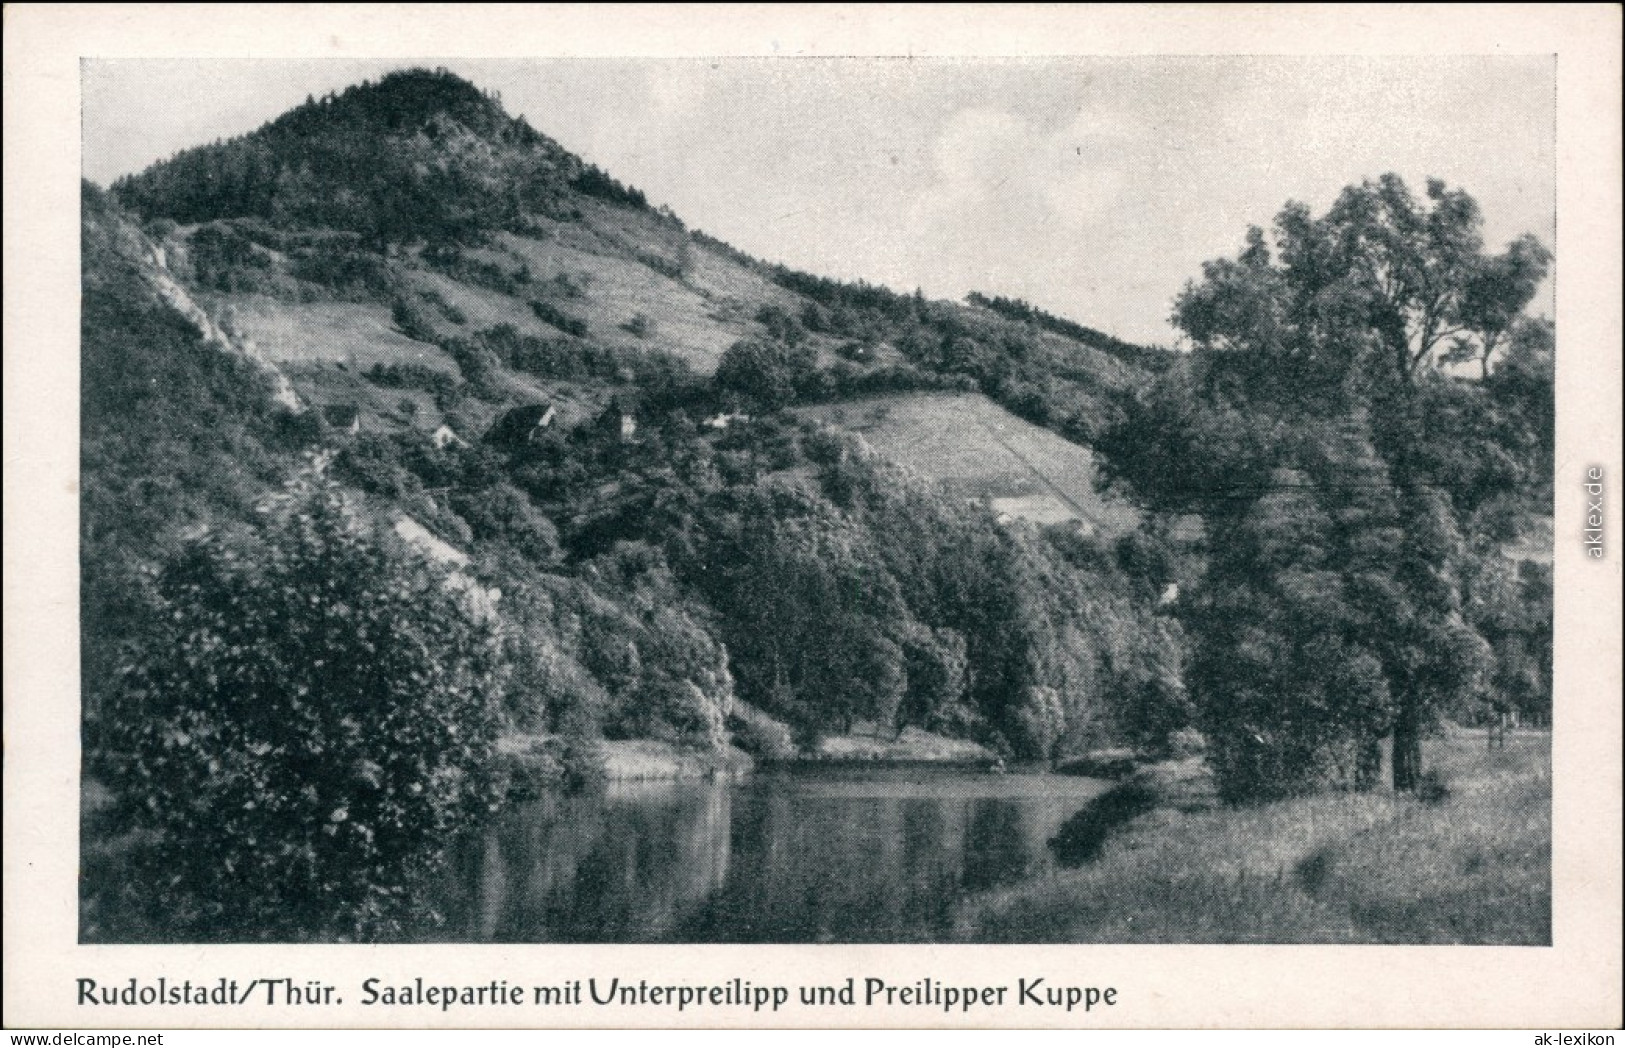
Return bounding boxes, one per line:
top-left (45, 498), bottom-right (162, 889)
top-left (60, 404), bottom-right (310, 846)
top-left (423, 764), bottom-right (1109, 943)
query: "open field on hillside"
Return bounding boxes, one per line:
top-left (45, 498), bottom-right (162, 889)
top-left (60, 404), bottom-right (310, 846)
top-left (955, 727), bottom-right (1551, 944)
top-left (403, 268), bottom-right (554, 339)
top-left (799, 392), bottom-right (1141, 536)
top-left (208, 202), bottom-right (806, 377)
top-left (581, 201), bottom-right (802, 310)
top-left (219, 295), bottom-right (459, 373)
top-left (486, 200), bottom-right (806, 372)
top-left (497, 232), bottom-right (750, 369)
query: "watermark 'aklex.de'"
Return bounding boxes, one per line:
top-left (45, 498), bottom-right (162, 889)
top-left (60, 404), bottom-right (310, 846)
top-left (1584, 467), bottom-right (1604, 559)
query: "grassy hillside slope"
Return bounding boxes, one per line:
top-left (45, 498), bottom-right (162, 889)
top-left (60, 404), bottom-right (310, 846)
top-left (799, 392), bottom-right (1140, 535)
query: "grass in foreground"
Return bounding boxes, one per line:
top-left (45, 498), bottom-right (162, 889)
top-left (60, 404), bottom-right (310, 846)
top-left (954, 728), bottom-right (1550, 944)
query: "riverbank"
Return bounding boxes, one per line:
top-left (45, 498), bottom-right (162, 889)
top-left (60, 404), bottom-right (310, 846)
top-left (728, 704), bottom-right (999, 768)
top-left (601, 739), bottom-right (754, 780)
top-left (954, 726), bottom-right (1551, 944)
top-left (807, 726), bottom-right (996, 764)
top-left (498, 724), bottom-right (995, 787)
top-left (497, 734), bottom-right (754, 787)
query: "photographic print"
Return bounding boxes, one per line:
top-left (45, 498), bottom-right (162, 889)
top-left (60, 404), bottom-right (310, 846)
top-left (74, 50), bottom-right (1561, 948)
top-left (6, 4), bottom-right (1621, 1031)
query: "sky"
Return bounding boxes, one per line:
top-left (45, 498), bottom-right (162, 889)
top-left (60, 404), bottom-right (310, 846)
top-left (82, 56), bottom-right (1555, 347)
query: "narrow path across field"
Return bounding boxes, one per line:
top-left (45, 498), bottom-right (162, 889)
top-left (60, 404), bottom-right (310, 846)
top-left (965, 404), bottom-right (1105, 531)
top-left (799, 392), bottom-right (1140, 536)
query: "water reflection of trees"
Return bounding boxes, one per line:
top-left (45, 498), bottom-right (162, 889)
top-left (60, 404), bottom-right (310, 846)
top-left (445, 782), bottom-right (732, 941)
top-left (675, 791), bottom-right (1036, 942)
top-left (437, 777), bottom-right (1057, 943)
top-left (961, 801), bottom-right (1032, 892)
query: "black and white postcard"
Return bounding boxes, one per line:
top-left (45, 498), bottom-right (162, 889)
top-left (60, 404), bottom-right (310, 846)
top-left (5, 3), bottom-right (1620, 1032)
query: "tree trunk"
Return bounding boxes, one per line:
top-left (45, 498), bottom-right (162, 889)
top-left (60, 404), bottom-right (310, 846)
top-left (1355, 736), bottom-right (1383, 791)
top-left (1392, 703), bottom-right (1422, 792)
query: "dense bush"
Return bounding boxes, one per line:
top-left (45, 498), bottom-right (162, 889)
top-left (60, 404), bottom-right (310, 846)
top-left (470, 323), bottom-right (624, 383)
top-left (715, 339), bottom-right (816, 409)
top-left (671, 435), bottom-right (1178, 759)
top-left (450, 481), bottom-right (562, 563)
top-left (391, 298), bottom-right (438, 342)
top-left (755, 304), bottom-right (806, 347)
top-left (290, 239), bottom-right (393, 297)
top-left (727, 703), bottom-right (798, 760)
top-left (635, 251), bottom-right (685, 279)
top-left (439, 336), bottom-right (504, 398)
top-left (105, 465), bottom-right (506, 940)
top-left (363, 361), bottom-right (459, 397)
top-left (572, 163), bottom-right (649, 209)
top-left (185, 224), bottom-right (272, 291)
top-left (529, 299), bottom-right (589, 337)
top-left (420, 243), bottom-right (533, 295)
top-left (419, 287), bottom-right (467, 324)
top-left (965, 290), bottom-right (1173, 371)
top-left (78, 254), bottom-right (303, 748)
top-left (1105, 176), bottom-right (1549, 798)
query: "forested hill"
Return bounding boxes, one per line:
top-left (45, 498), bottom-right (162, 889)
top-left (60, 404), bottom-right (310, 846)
top-left (84, 68), bottom-right (1189, 804)
top-left (112, 68), bottom-right (631, 240)
top-left (108, 69), bottom-right (1167, 425)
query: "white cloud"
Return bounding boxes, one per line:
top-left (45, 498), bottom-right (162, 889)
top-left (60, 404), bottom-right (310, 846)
top-left (914, 106), bottom-right (1132, 236)
top-left (643, 62), bottom-right (712, 120)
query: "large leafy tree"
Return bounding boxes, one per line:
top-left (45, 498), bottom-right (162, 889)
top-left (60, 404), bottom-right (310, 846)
top-left (1110, 174), bottom-right (1549, 796)
top-left (1174, 176), bottom-right (1550, 403)
top-left (699, 476), bottom-right (911, 738)
top-left (106, 463), bottom-right (506, 940)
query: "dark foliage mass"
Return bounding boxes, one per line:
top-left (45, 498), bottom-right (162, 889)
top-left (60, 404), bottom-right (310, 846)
top-left (756, 264), bottom-right (1162, 442)
top-left (572, 163), bottom-right (649, 209)
top-left (112, 68), bottom-right (650, 243)
top-left (965, 291), bottom-right (1175, 372)
top-left (650, 432), bottom-right (1181, 758)
top-left (105, 469), bottom-right (506, 940)
top-left (1047, 778), bottom-right (1161, 865)
top-left (81, 185), bottom-right (317, 746)
top-left (530, 299), bottom-right (590, 337)
top-left (82, 181), bottom-right (1185, 938)
top-left (1101, 175), bottom-right (1552, 798)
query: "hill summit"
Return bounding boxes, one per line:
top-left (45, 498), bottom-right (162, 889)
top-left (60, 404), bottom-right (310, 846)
top-left (113, 67), bottom-right (647, 242)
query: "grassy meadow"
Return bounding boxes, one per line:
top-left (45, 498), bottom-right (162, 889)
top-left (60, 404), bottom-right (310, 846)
top-left (955, 726), bottom-right (1551, 944)
top-left (798, 392), bottom-right (1142, 535)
